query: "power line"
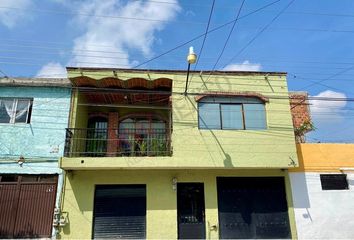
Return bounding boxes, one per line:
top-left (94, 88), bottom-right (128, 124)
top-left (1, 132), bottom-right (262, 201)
top-left (0, 6), bottom-right (207, 26)
top-left (209, 0), bottom-right (246, 72)
top-left (132, 0), bottom-right (282, 68)
top-left (192, 0), bottom-right (216, 70)
top-left (222, 0), bottom-right (296, 69)
top-left (0, 68), bottom-right (8, 78)
top-left (296, 65), bottom-right (354, 91)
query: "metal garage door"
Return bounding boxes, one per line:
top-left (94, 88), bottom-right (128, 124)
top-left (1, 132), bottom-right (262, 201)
top-left (0, 174), bottom-right (57, 238)
top-left (217, 177), bottom-right (291, 239)
top-left (93, 185), bottom-right (146, 239)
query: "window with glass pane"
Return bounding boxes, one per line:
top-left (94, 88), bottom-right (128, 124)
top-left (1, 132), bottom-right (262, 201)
top-left (198, 103), bottom-right (220, 129)
top-left (0, 98), bottom-right (32, 124)
top-left (198, 96), bottom-right (267, 130)
top-left (220, 104), bottom-right (243, 129)
top-left (243, 104), bottom-right (266, 129)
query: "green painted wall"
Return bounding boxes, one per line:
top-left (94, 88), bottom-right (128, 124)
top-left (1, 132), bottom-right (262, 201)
top-left (59, 169), bottom-right (296, 239)
top-left (63, 70), bottom-right (297, 169)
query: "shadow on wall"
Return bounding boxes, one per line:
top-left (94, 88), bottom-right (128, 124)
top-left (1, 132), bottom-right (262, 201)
top-left (291, 146), bottom-right (311, 208)
top-left (186, 96), bottom-right (234, 168)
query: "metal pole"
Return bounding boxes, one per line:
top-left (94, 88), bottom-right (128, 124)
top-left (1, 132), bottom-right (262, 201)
top-left (184, 63), bottom-right (191, 96)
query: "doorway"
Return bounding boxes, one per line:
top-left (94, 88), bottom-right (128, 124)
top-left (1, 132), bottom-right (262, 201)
top-left (177, 183), bottom-right (206, 239)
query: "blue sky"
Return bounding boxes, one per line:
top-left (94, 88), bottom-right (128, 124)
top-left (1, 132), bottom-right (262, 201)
top-left (0, 0), bottom-right (354, 142)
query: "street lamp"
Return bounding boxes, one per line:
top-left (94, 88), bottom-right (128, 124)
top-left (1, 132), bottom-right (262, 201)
top-left (184, 47), bottom-right (197, 95)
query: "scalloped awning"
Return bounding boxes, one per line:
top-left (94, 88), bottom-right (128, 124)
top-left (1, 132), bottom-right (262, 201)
top-left (67, 68), bottom-right (172, 106)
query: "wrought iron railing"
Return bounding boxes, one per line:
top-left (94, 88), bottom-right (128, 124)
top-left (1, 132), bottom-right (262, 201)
top-left (64, 128), bottom-right (171, 157)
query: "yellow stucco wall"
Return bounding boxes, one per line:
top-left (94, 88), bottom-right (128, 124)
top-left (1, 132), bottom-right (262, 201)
top-left (62, 70), bottom-right (298, 169)
top-left (59, 169), bottom-right (297, 239)
top-left (291, 143), bottom-right (354, 172)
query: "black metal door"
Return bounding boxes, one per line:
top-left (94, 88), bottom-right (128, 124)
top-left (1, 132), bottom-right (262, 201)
top-left (93, 185), bottom-right (146, 239)
top-left (217, 177), bottom-right (291, 239)
top-left (177, 183), bottom-right (206, 239)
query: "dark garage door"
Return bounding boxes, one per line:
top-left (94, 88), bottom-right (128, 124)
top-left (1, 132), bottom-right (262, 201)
top-left (217, 177), bottom-right (291, 239)
top-left (93, 185), bottom-right (146, 239)
top-left (0, 174), bottom-right (58, 239)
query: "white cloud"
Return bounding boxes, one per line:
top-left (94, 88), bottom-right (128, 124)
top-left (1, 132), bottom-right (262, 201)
top-left (223, 60), bottom-right (262, 71)
top-left (307, 90), bottom-right (351, 142)
top-left (67, 0), bottom-right (180, 68)
top-left (36, 62), bottom-right (67, 78)
top-left (310, 90), bottom-right (346, 114)
top-left (0, 0), bottom-right (33, 28)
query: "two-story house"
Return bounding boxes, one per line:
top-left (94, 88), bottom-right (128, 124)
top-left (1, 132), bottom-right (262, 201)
top-left (59, 67), bottom-right (299, 239)
top-left (0, 78), bottom-right (71, 238)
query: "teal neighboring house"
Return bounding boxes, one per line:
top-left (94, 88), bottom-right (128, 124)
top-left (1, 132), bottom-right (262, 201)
top-left (0, 77), bottom-right (71, 238)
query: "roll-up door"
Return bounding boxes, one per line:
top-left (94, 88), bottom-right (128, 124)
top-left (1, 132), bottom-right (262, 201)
top-left (217, 177), bottom-right (291, 239)
top-left (92, 185), bottom-right (146, 239)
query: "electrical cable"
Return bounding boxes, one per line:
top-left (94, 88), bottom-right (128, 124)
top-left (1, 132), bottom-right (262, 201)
top-left (132, 0), bottom-right (282, 68)
top-left (191, 0), bottom-right (216, 71)
top-left (209, 0), bottom-right (246, 72)
top-left (222, 0), bottom-right (297, 69)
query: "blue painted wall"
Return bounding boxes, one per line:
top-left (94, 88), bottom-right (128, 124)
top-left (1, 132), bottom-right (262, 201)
top-left (0, 86), bottom-right (71, 237)
top-left (0, 86), bottom-right (71, 160)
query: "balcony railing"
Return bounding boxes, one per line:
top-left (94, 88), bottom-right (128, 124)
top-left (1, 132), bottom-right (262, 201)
top-left (64, 128), bottom-right (172, 157)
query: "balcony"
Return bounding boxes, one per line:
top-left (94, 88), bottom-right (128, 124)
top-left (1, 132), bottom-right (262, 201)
top-left (64, 127), bottom-right (172, 157)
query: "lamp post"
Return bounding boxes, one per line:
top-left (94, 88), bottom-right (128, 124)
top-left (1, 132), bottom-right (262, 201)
top-left (184, 47), bottom-right (197, 96)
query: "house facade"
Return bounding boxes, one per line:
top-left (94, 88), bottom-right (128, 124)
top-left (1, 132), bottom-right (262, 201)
top-left (58, 68), bottom-right (299, 239)
top-left (0, 78), bottom-right (71, 238)
top-left (290, 143), bottom-right (354, 239)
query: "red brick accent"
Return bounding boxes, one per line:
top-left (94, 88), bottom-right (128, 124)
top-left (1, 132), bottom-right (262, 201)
top-left (289, 92), bottom-right (311, 129)
top-left (195, 91), bottom-right (269, 102)
top-left (107, 112), bottom-right (119, 157)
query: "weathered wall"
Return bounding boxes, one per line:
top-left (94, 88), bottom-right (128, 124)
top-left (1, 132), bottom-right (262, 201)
top-left (0, 86), bottom-right (71, 238)
top-left (289, 92), bottom-right (311, 129)
top-left (59, 169), bottom-right (296, 239)
top-left (63, 70), bottom-right (298, 169)
top-left (0, 86), bottom-right (71, 159)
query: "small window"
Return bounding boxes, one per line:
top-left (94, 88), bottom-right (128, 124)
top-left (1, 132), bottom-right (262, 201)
top-left (198, 97), bottom-right (266, 130)
top-left (320, 174), bottom-right (349, 190)
top-left (0, 98), bottom-right (33, 124)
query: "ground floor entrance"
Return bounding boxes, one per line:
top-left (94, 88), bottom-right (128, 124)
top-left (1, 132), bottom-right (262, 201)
top-left (60, 170), bottom-right (296, 239)
top-left (92, 185), bottom-right (146, 239)
top-left (217, 177), bottom-right (291, 239)
top-left (0, 174), bottom-right (58, 238)
top-left (177, 183), bottom-right (206, 239)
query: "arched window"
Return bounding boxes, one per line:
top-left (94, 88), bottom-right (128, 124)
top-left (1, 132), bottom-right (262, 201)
top-left (198, 96), bottom-right (267, 130)
top-left (118, 115), bottom-right (168, 156)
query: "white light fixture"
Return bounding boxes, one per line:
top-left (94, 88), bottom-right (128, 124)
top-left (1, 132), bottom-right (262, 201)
top-left (184, 46), bottom-right (197, 95)
top-left (187, 46), bottom-right (197, 64)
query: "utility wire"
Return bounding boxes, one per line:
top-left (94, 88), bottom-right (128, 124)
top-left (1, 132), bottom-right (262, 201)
top-left (0, 68), bottom-right (8, 78)
top-left (192, 0), bottom-right (216, 70)
top-left (296, 65), bottom-right (354, 91)
top-left (210, 0), bottom-right (246, 71)
top-left (222, 0), bottom-right (296, 69)
top-left (0, 6), bottom-right (206, 26)
top-left (132, 0), bottom-right (282, 68)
